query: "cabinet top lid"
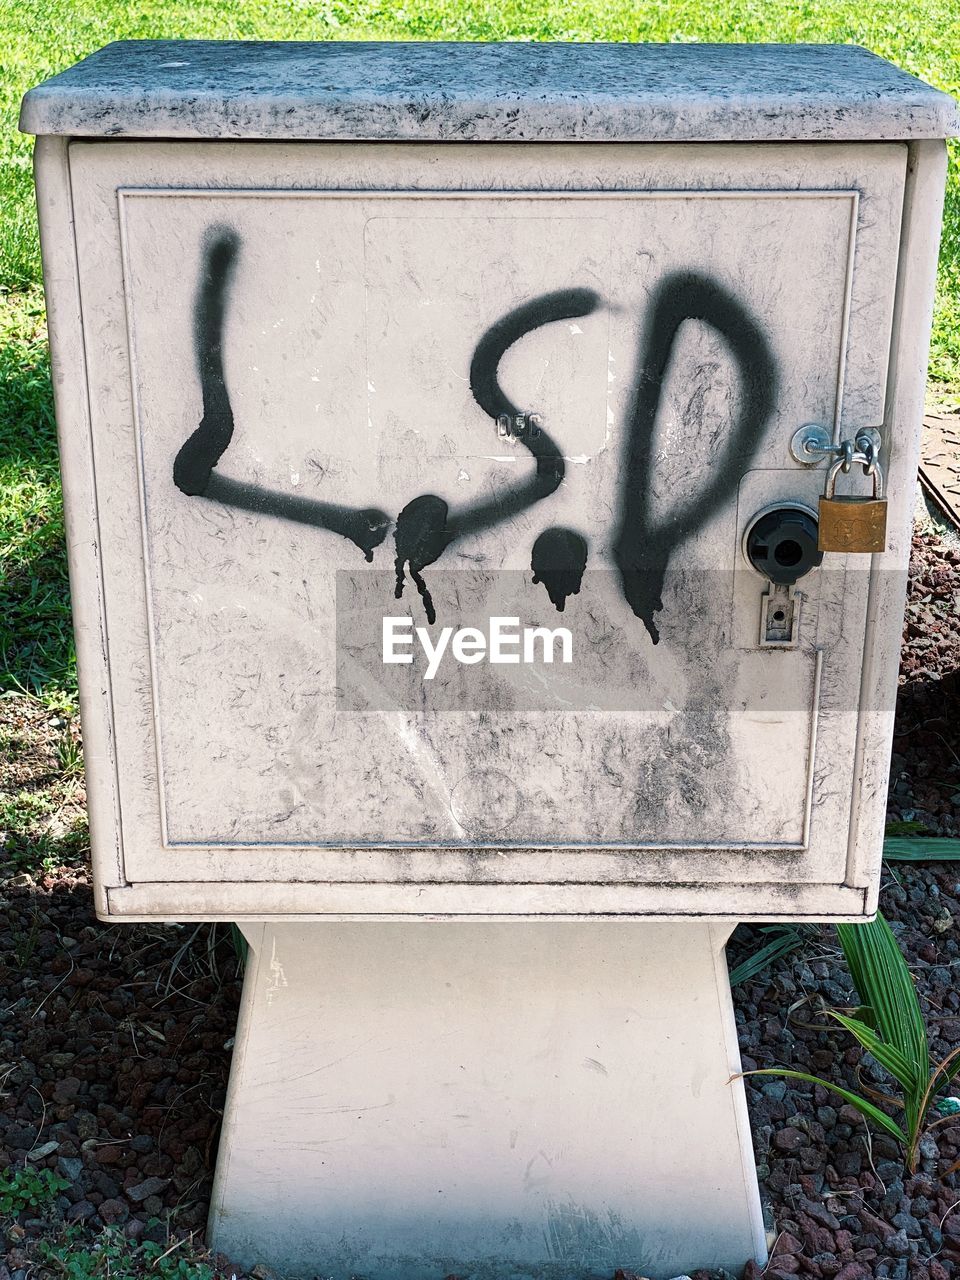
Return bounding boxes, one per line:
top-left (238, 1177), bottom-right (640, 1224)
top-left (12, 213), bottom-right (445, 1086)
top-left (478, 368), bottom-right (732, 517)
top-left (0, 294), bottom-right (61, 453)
top-left (20, 40), bottom-right (960, 143)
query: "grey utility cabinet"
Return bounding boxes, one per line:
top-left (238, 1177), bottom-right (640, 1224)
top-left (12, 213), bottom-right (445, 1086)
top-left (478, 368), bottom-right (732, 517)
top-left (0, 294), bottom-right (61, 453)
top-left (20, 42), bottom-right (960, 924)
top-left (20, 42), bottom-right (960, 926)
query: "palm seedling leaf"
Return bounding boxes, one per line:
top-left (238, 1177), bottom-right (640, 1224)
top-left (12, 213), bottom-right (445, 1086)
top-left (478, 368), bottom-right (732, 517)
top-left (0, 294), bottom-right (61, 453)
top-left (742, 1069), bottom-right (907, 1144)
top-left (836, 915), bottom-right (930, 1097)
top-left (829, 1010), bottom-right (917, 1087)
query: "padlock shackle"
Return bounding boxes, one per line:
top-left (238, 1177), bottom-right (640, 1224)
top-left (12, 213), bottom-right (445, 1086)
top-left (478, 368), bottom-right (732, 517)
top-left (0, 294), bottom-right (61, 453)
top-left (824, 451), bottom-right (884, 500)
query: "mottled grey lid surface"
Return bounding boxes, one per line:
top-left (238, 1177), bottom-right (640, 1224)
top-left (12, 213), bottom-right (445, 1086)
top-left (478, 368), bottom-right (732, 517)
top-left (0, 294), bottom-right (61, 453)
top-left (19, 40), bottom-right (960, 143)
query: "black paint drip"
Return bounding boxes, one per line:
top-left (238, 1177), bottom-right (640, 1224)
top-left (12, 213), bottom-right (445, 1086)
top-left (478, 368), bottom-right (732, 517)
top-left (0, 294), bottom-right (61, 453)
top-left (393, 288), bottom-right (603, 620)
top-left (394, 494), bottom-right (451, 625)
top-left (173, 227), bottom-right (390, 561)
top-left (531, 527), bottom-right (588, 612)
top-left (612, 272), bottom-right (778, 644)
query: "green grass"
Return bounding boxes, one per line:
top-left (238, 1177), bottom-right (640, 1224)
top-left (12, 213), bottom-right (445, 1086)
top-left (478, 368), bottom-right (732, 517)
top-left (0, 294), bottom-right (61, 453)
top-left (1, 1), bottom-right (959, 334)
top-left (36, 1226), bottom-right (217, 1279)
top-left (0, 289), bottom-right (73, 696)
top-left (0, 0), bottom-right (959, 699)
top-left (0, 786), bottom-right (89, 874)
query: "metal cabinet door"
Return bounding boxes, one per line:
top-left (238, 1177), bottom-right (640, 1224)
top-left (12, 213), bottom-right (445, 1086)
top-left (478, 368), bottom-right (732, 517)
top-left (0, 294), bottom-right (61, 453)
top-left (56, 138), bottom-right (912, 919)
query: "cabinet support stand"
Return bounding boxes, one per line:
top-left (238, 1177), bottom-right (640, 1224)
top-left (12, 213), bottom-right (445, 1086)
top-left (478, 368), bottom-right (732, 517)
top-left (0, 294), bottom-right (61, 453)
top-left (209, 922), bottom-right (767, 1279)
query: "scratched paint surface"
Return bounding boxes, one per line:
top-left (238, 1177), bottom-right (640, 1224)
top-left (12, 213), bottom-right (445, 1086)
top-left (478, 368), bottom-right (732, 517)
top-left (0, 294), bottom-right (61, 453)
top-left (119, 188), bottom-right (864, 847)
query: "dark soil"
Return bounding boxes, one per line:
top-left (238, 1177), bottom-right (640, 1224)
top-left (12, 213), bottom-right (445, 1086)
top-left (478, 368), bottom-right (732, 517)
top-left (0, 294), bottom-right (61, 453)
top-left (1, 519), bottom-right (959, 1280)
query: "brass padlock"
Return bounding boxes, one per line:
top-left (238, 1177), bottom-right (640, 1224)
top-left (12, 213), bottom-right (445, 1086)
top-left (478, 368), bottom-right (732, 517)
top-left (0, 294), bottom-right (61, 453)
top-left (818, 456), bottom-right (887, 553)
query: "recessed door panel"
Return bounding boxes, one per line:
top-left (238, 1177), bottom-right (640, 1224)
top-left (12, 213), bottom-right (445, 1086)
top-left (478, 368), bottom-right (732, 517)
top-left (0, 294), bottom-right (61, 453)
top-left (66, 140), bottom-right (906, 907)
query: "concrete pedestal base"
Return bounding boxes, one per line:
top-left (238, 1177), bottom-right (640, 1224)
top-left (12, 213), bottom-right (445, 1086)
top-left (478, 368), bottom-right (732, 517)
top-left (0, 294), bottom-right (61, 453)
top-left (208, 923), bottom-right (767, 1279)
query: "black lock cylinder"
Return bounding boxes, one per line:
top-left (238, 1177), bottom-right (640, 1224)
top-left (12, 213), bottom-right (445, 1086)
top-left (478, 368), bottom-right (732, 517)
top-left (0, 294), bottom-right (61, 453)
top-left (745, 505), bottom-right (823, 585)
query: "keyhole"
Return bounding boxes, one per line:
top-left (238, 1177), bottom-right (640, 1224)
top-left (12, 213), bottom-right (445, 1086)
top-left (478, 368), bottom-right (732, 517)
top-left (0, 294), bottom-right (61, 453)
top-left (774, 539), bottom-right (803, 568)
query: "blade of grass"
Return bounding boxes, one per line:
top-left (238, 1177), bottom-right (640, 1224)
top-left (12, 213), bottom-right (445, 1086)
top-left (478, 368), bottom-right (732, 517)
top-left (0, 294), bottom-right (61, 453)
top-left (729, 925), bottom-right (805, 987)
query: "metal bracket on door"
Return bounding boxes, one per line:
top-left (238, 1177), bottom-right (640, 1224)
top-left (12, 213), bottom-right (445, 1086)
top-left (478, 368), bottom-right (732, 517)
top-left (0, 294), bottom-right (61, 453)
top-left (790, 423), bottom-right (882, 468)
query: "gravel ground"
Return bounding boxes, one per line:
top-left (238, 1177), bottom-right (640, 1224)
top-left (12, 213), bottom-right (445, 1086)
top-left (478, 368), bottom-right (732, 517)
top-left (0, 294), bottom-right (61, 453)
top-left (731, 865), bottom-right (960, 1280)
top-left (2, 517), bottom-right (959, 1280)
top-left (0, 866), bottom-right (242, 1275)
top-left (887, 520), bottom-right (960, 837)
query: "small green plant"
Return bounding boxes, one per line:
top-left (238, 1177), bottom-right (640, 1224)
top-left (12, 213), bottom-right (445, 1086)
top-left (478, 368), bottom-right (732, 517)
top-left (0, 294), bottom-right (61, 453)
top-left (37, 1226), bottom-right (216, 1279)
top-left (746, 911), bottom-right (960, 1174)
top-left (57, 724), bottom-right (83, 777)
top-left (0, 1166), bottom-right (70, 1217)
top-left (10, 910), bottom-right (41, 968)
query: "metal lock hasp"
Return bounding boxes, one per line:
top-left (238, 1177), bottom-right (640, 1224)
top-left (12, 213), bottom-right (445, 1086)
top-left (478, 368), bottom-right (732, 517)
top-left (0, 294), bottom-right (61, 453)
top-left (817, 455), bottom-right (888, 553)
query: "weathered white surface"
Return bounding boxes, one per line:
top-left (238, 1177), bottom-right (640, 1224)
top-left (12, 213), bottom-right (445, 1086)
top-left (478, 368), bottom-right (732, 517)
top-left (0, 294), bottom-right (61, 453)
top-left (852, 140), bottom-right (950, 908)
top-left (20, 40), bottom-right (960, 142)
top-left (209, 921), bottom-right (766, 1278)
top-left (49, 138), bottom-right (919, 919)
top-left (117, 186), bottom-right (854, 850)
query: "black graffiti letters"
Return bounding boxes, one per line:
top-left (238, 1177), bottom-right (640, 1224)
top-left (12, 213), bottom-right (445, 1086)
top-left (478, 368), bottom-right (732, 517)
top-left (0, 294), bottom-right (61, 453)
top-left (174, 230), bottom-right (777, 639)
top-left (205, 474), bottom-right (391, 562)
top-left (612, 273), bottom-right (778, 643)
top-left (173, 227), bottom-right (390, 562)
top-left (173, 228), bottom-right (239, 498)
top-left (393, 289), bottom-right (603, 624)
